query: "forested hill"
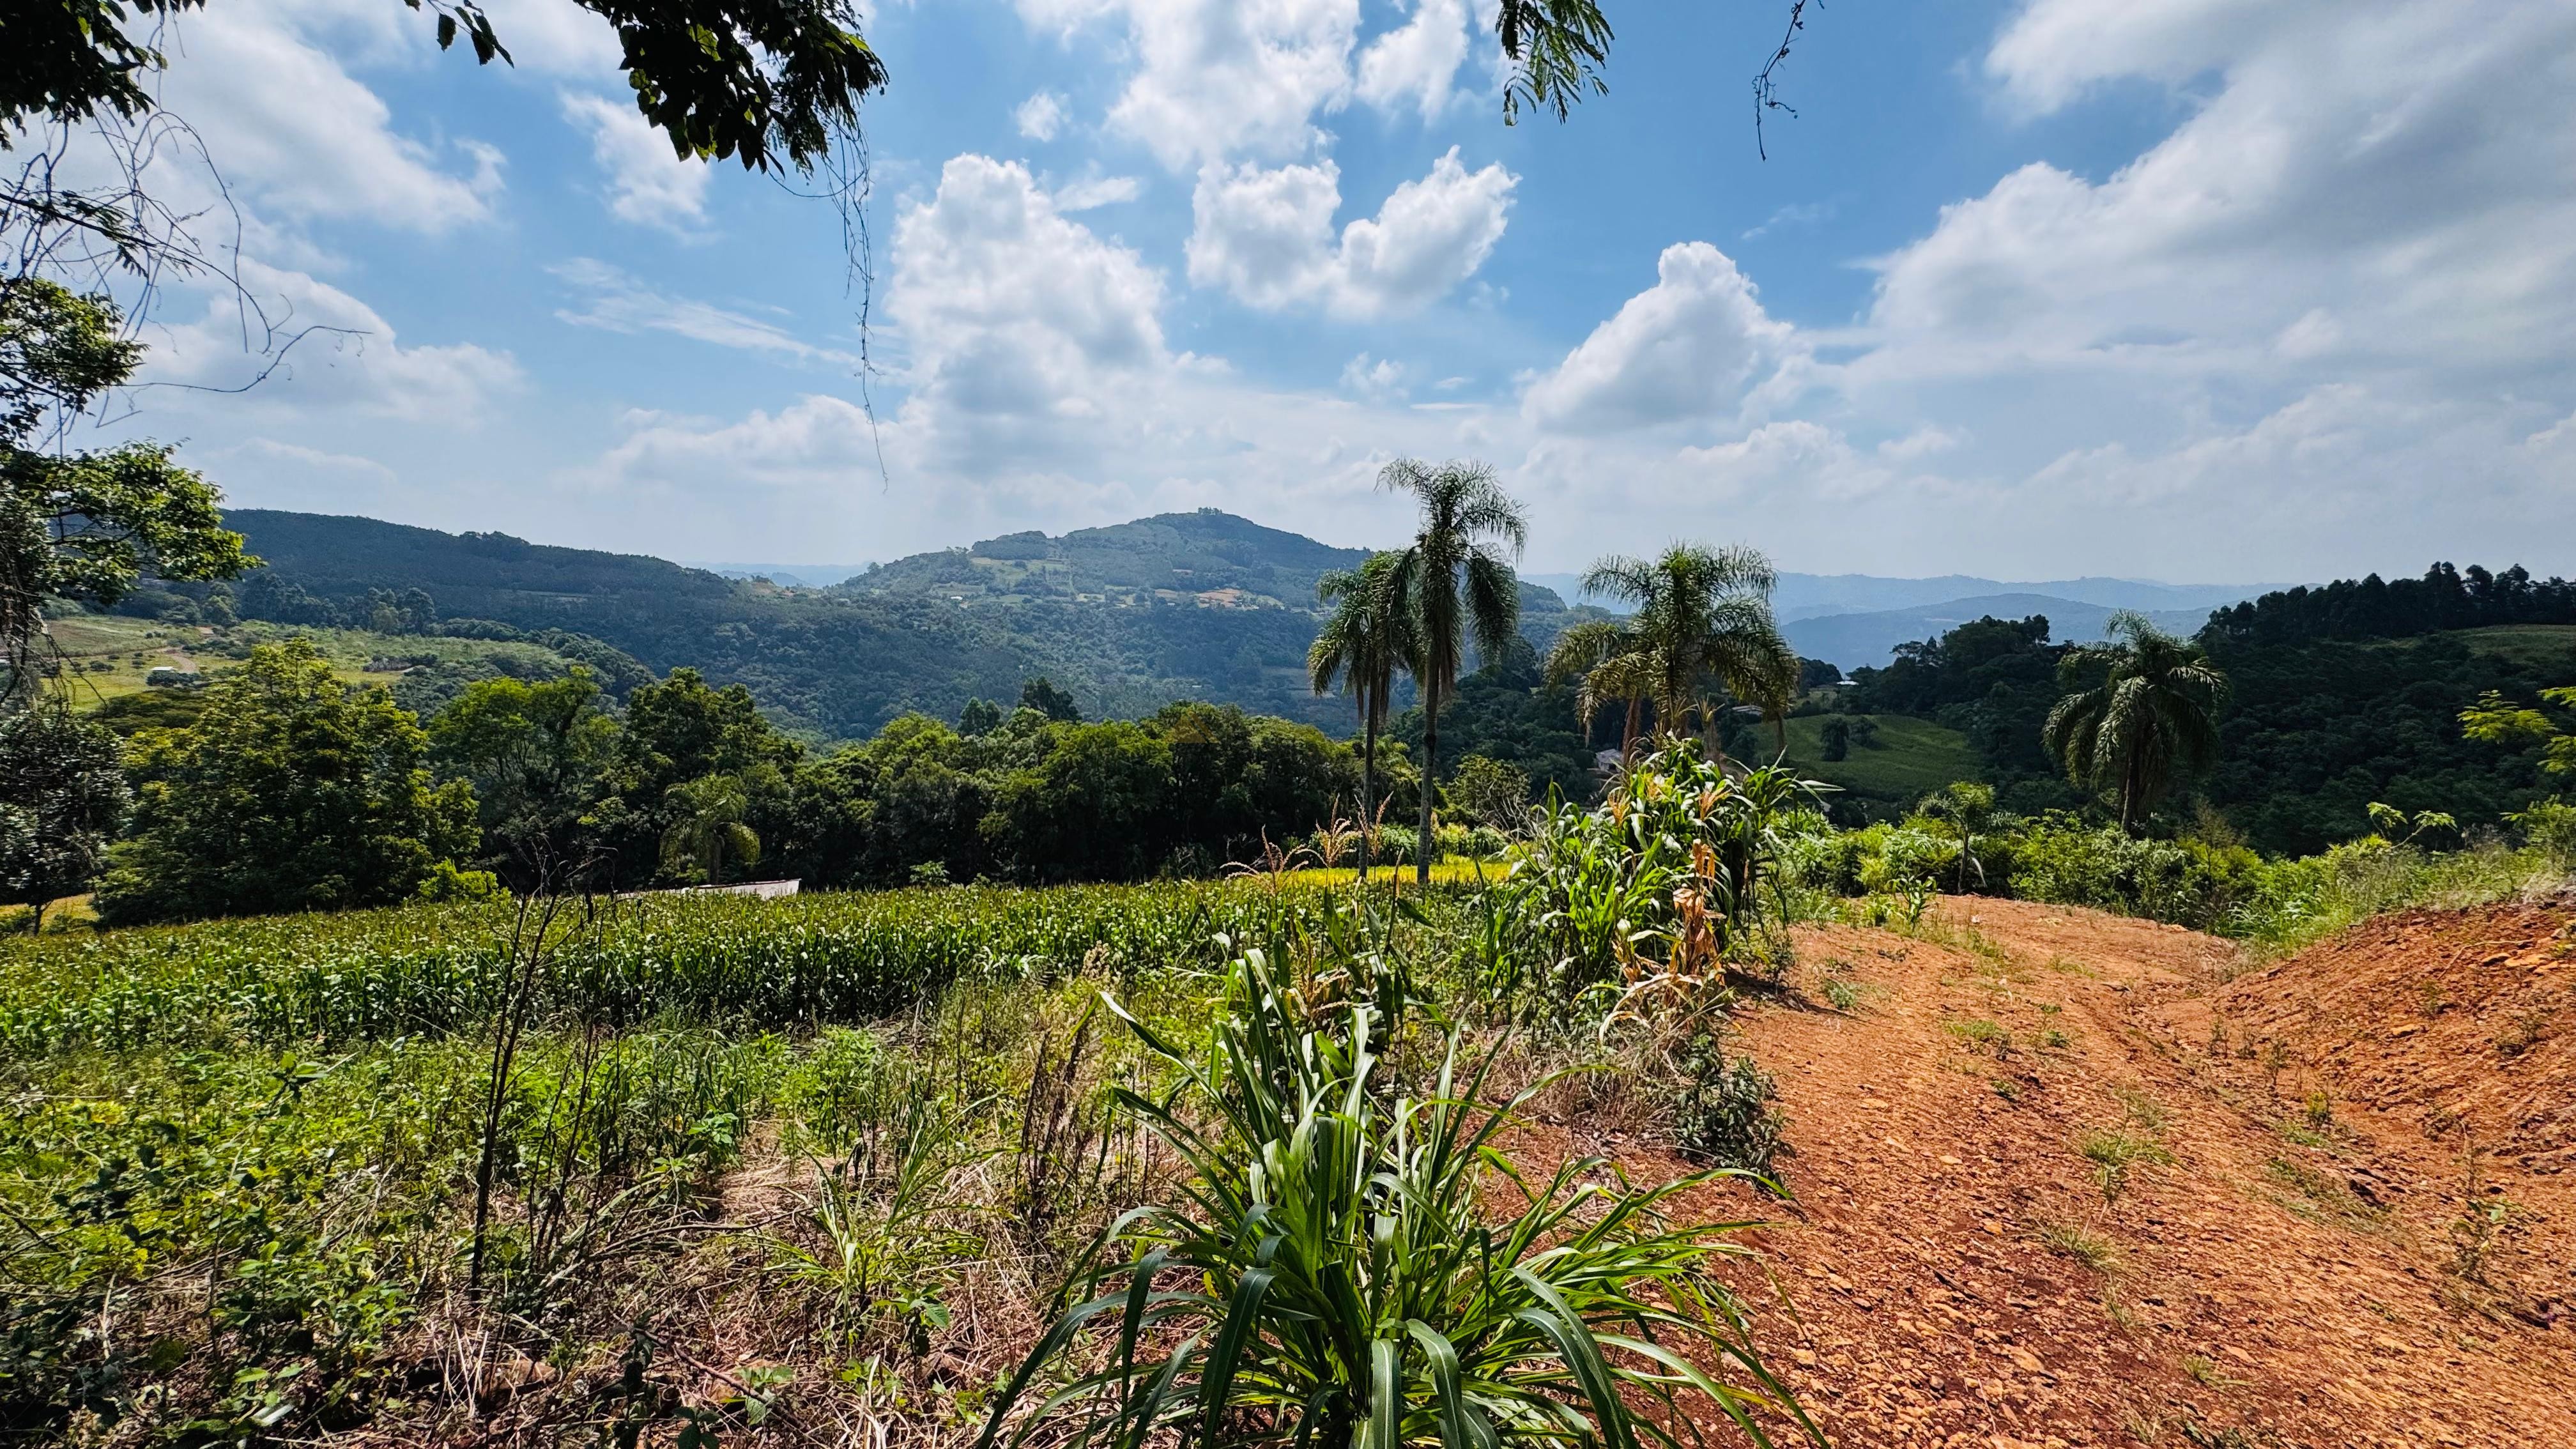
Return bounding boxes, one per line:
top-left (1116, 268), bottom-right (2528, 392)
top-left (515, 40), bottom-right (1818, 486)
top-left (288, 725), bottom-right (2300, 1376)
top-left (1838, 563), bottom-right (2576, 854)
top-left (846, 510), bottom-right (1371, 608)
top-left (224, 509), bottom-right (736, 617)
top-left (215, 509), bottom-right (1585, 740)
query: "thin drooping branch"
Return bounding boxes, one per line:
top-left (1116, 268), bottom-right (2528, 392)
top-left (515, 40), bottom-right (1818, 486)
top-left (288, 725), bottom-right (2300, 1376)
top-left (1752, 0), bottom-right (1818, 160)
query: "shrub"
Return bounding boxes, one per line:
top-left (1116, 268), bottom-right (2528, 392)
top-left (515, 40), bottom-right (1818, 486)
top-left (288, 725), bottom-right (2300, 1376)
top-left (977, 949), bottom-right (1818, 1449)
top-left (1668, 1033), bottom-right (1790, 1178)
top-left (415, 859), bottom-right (502, 902)
top-left (2513, 800), bottom-right (2576, 868)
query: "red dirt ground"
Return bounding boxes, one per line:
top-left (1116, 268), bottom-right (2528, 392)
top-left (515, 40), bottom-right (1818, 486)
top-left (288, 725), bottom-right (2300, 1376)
top-left (1554, 898), bottom-right (2576, 1448)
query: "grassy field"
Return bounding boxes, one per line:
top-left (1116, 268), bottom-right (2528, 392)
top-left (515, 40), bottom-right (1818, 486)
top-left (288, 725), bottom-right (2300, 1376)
top-left (42, 612), bottom-right (605, 716)
top-left (2440, 623), bottom-right (2576, 672)
top-left (36, 611), bottom-right (209, 702)
top-left (1772, 712), bottom-right (1982, 813)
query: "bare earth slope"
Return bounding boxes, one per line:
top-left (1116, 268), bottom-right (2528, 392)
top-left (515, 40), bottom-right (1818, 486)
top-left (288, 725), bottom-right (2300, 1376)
top-left (1593, 898), bottom-right (2575, 1448)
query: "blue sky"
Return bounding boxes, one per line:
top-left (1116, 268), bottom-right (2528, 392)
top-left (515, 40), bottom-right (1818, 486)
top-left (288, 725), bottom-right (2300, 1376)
top-left (96, 0), bottom-right (2576, 581)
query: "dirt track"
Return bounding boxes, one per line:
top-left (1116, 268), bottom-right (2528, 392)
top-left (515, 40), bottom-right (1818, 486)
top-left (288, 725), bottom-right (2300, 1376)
top-left (1613, 898), bottom-right (2575, 1448)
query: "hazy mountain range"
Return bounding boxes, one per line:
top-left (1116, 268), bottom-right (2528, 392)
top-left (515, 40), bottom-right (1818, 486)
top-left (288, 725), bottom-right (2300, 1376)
top-left (1524, 571), bottom-right (2268, 668)
top-left (218, 507), bottom-right (2269, 733)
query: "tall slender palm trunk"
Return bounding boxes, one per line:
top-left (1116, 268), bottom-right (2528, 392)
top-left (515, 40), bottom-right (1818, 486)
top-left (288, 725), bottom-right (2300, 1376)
top-left (1621, 698), bottom-right (1641, 757)
top-left (1357, 707), bottom-right (1378, 884)
top-left (1417, 693), bottom-right (1439, 885)
top-left (2120, 749), bottom-right (2143, 832)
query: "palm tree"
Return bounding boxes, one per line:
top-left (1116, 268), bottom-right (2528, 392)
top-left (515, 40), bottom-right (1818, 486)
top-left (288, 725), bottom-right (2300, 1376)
top-left (661, 773), bottom-right (762, 884)
top-left (1308, 551), bottom-right (1417, 882)
top-left (1543, 617), bottom-right (1653, 756)
top-left (2041, 611), bottom-right (2228, 832)
top-left (1576, 544), bottom-right (1800, 758)
top-left (1380, 459), bottom-right (1527, 884)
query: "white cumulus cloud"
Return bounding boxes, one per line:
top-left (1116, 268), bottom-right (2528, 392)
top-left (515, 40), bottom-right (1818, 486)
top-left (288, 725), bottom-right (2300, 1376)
top-left (148, 261), bottom-right (523, 422)
top-left (1522, 243), bottom-right (1800, 433)
top-left (1187, 147), bottom-right (1514, 317)
top-left (560, 91), bottom-right (715, 236)
top-left (1015, 0), bottom-right (1360, 169)
top-left (140, 4), bottom-right (502, 233)
top-left (1864, 0), bottom-right (2576, 386)
top-left (885, 154), bottom-right (1173, 461)
top-left (1016, 91), bottom-right (1071, 141)
top-left (1356, 0), bottom-right (1471, 121)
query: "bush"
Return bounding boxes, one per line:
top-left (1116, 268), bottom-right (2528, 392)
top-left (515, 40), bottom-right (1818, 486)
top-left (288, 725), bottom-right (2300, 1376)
top-left (979, 949), bottom-right (1816, 1449)
top-left (1668, 1033), bottom-right (1790, 1177)
top-left (2513, 801), bottom-right (2576, 868)
top-left (415, 859), bottom-right (502, 903)
top-left (2003, 814), bottom-right (2267, 930)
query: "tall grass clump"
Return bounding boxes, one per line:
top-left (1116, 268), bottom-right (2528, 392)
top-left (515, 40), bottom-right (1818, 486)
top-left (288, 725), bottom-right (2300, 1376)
top-left (2224, 834), bottom-right (2568, 956)
top-left (979, 947), bottom-right (1819, 1449)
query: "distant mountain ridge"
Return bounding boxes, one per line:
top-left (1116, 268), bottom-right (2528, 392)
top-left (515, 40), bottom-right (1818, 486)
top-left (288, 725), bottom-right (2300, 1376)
top-left (1782, 594), bottom-right (2231, 671)
top-left (218, 507), bottom-right (2258, 728)
top-left (217, 507), bottom-right (1582, 740)
top-left (847, 510), bottom-right (1380, 611)
top-left (1525, 570), bottom-right (2269, 624)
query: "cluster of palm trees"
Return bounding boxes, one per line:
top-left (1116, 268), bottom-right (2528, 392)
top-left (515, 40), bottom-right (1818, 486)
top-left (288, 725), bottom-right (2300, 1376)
top-left (1308, 459), bottom-right (1801, 884)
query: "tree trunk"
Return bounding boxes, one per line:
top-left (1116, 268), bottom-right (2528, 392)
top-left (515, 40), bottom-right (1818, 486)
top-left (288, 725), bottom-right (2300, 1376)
top-left (1418, 688), bottom-right (1438, 885)
top-left (1358, 705), bottom-right (1377, 884)
top-left (1621, 697), bottom-right (1640, 757)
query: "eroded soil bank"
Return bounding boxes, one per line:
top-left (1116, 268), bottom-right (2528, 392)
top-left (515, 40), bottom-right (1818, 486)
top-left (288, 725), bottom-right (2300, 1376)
top-left (1558, 898), bottom-right (2575, 1448)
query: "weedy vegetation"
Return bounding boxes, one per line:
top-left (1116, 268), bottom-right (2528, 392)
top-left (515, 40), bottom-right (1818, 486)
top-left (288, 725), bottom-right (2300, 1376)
top-left (0, 745), bottom-right (1834, 1446)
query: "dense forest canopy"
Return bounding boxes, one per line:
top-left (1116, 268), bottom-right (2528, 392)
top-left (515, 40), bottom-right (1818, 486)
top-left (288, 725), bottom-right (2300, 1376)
top-left (2205, 564), bottom-right (2576, 647)
top-left (1838, 564), bottom-right (2576, 854)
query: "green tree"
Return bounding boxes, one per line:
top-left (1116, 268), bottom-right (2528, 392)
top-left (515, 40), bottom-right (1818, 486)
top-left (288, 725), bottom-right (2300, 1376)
top-left (427, 670), bottom-right (619, 882)
top-left (1018, 675), bottom-right (1082, 723)
top-left (1380, 459), bottom-right (1527, 882)
top-left (0, 700), bottom-right (126, 926)
top-left (1308, 550), bottom-right (1417, 880)
top-left (990, 720), bottom-right (1174, 881)
top-left (1445, 753), bottom-right (1532, 830)
top-left (3, 281), bottom-right (248, 698)
top-left (2041, 612), bottom-right (2228, 832)
top-left (1574, 543), bottom-right (1798, 757)
top-left (660, 773), bottom-right (763, 885)
top-left (2460, 685), bottom-right (2576, 780)
top-left (1819, 716), bottom-right (1849, 762)
top-left (94, 640), bottom-right (477, 922)
top-left (958, 696), bottom-right (1003, 734)
top-left (1543, 616), bottom-right (1655, 754)
top-left (585, 666), bottom-right (801, 884)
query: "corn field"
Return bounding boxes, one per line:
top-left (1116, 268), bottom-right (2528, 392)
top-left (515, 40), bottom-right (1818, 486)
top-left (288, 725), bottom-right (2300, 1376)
top-left (0, 883), bottom-right (1428, 1053)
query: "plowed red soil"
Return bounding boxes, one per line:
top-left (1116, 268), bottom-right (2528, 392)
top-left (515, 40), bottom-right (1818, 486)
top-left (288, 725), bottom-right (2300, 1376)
top-left (1576, 898), bottom-right (2576, 1448)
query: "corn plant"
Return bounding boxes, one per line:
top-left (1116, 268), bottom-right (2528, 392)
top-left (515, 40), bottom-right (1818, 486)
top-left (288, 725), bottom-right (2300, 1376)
top-left (1512, 746), bottom-right (1830, 1013)
top-left (976, 949), bottom-right (1818, 1449)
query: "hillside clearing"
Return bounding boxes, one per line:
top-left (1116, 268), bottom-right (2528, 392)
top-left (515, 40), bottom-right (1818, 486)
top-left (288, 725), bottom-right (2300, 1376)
top-left (1773, 712), bottom-right (1982, 813)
